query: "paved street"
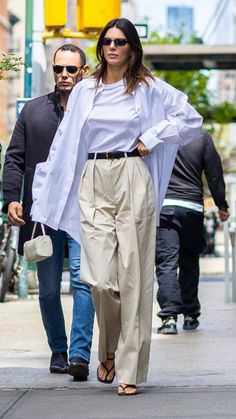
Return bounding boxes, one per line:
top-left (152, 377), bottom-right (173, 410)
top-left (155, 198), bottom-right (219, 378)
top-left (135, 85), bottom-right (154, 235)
top-left (1, 257), bottom-right (236, 418)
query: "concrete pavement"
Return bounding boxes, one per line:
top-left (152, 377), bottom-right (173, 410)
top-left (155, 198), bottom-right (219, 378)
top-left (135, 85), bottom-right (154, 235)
top-left (2, 387), bottom-right (236, 418)
top-left (1, 257), bottom-right (236, 418)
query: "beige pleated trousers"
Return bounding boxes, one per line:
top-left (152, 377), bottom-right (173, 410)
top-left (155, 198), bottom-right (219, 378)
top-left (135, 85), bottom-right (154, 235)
top-left (79, 155), bottom-right (156, 384)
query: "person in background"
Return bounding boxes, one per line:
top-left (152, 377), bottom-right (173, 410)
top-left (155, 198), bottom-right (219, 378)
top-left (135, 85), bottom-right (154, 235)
top-left (30, 18), bottom-right (202, 395)
top-left (156, 131), bottom-right (229, 335)
top-left (2, 44), bottom-right (94, 380)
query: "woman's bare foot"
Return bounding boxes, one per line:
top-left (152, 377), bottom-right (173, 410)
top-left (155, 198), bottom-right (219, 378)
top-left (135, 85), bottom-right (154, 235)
top-left (97, 352), bottom-right (115, 384)
top-left (118, 384), bottom-right (137, 396)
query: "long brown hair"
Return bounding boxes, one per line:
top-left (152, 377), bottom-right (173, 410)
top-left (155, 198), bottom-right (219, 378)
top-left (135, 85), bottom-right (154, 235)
top-left (93, 18), bottom-right (154, 94)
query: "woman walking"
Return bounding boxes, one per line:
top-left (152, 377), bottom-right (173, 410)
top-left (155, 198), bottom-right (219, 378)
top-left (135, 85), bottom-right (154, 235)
top-left (31, 18), bottom-right (202, 396)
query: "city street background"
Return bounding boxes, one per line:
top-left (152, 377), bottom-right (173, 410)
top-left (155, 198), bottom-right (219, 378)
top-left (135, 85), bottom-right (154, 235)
top-left (1, 1), bottom-right (236, 418)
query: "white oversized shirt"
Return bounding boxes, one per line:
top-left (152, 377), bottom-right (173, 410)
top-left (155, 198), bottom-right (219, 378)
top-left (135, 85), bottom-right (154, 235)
top-left (31, 77), bottom-right (203, 243)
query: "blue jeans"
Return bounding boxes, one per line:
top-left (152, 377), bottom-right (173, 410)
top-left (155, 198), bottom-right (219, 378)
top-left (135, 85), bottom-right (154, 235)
top-left (37, 229), bottom-right (94, 362)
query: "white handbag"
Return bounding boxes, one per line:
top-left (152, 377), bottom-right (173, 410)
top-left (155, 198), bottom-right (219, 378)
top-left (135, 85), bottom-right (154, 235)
top-left (23, 222), bottom-right (53, 263)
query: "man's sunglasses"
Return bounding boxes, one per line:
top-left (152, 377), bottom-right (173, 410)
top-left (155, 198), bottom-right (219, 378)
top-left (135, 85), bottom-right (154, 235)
top-left (52, 65), bottom-right (82, 74)
top-left (101, 38), bottom-right (130, 47)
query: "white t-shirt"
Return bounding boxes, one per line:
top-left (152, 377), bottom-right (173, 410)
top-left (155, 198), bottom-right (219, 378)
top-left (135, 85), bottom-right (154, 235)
top-left (82, 79), bottom-right (141, 153)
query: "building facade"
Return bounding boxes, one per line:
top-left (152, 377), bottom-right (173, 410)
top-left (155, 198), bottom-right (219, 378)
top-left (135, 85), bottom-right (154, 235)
top-left (0, 0), bottom-right (9, 142)
top-left (167, 6), bottom-right (193, 40)
top-left (215, 0), bottom-right (236, 103)
top-left (7, 0), bottom-right (25, 142)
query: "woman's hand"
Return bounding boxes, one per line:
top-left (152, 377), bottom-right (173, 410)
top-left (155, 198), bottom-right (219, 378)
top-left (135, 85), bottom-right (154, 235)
top-left (137, 140), bottom-right (150, 156)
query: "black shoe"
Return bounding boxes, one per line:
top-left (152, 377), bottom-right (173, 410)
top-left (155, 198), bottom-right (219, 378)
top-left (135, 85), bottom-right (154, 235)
top-left (49, 351), bottom-right (69, 374)
top-left (157, 316), bottom-right (178, 335)
top-left (183, 315), bottom-right (199, 330)
top-left (68, 357), bottom-right (89, 381)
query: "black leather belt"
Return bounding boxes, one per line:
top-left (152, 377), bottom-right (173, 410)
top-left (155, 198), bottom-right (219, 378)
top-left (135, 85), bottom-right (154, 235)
top-left (87, 148), bottom-right (141, 160)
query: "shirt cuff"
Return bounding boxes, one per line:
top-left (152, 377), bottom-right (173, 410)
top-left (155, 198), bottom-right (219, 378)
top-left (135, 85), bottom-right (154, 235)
top-left (139, 127), bottom-right (163, 151)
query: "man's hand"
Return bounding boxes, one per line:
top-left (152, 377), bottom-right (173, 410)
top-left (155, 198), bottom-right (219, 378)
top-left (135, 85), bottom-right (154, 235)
top-left (8, 202), bottom-right (25, 226)
top-left (218, 209), bottom-right (230, 222)
top-left (137, 140), bottom-right (150, 157)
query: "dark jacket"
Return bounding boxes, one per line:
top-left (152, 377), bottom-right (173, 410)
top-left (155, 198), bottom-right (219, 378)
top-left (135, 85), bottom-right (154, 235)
top-left (2, 91), bottom-right (63, 255)
top-left (165, 131), bottom-right (228, 209)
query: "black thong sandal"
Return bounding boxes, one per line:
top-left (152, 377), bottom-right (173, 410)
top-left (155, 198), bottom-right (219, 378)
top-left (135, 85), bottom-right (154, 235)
top-left (97, 356), bottom-right (115, 384)
top-left (118, 384), bottom-right (137, 396)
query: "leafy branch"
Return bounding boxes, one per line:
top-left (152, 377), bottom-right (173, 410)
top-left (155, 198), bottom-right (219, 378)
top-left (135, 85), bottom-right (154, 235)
top-left (0, 53), bottom-right (25, 80)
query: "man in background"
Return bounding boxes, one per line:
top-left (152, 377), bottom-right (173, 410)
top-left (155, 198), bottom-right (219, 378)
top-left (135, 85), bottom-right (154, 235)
top-left (2, 44), bottom-right (94, 379)
top-left (156, 131), bottom-right (229, 334)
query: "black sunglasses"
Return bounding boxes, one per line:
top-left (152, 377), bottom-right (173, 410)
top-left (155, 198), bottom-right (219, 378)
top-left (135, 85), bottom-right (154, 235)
top-left (101, 38), bottom-right (130, 47)
top-left (52, 65), bottom-right (82, 75)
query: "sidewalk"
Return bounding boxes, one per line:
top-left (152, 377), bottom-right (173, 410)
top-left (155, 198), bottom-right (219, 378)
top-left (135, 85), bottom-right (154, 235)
top-left (200, 256), bottom-right (226, 276)
top-left (1, 257), bottom-right (236, 418)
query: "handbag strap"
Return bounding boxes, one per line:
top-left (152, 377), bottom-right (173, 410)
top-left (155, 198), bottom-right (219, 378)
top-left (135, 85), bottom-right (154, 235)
top-left (31, 222), bottom-right (46, 239)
